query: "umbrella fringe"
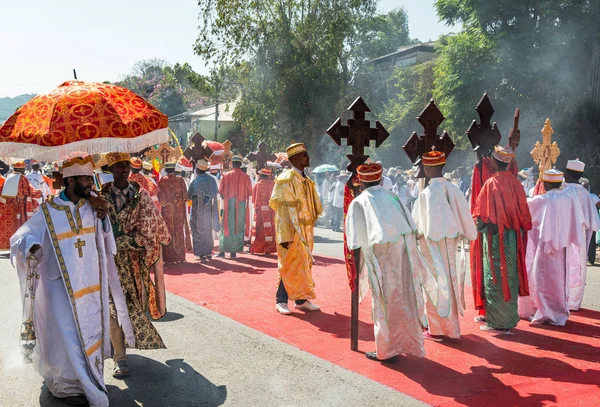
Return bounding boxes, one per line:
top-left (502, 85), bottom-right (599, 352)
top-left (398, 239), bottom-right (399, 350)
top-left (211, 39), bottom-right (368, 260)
top-left (0, 128), bottom-right (169, 162)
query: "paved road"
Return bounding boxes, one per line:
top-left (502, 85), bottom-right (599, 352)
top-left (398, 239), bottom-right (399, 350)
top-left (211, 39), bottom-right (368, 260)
top-left (0, 241), bottom-right (425, 407)
top-left (1, 226), bottom-right (598, 407)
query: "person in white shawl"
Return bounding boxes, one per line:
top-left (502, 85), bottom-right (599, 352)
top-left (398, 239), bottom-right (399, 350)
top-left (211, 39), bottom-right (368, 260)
top-left (412, 149), bottom-right (477, 340)
top-left (562, 159), bottom-right (600, 311)
top-left (518, 169), bottom-right (586, 326)
top-left (346, 163), bottom-right (439, 363)
top-left (10, 156), bottom-right (134, 407)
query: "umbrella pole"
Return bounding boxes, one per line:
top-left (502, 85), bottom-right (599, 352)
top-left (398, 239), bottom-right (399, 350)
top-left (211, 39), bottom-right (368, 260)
top-left (73, 69), bottom-right (78, 80)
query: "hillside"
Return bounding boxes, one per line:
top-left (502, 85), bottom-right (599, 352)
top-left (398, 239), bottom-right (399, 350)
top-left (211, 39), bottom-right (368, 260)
top-left (0, 94), bottom-right (35, 122)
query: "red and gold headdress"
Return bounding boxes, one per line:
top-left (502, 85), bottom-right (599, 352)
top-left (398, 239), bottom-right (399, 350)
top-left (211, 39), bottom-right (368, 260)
top-left (357, 163), bottom-right (383, 183)
top-left (130, 156), bottom-right (143, 169)
top-left (421, 146), bottom-right (446, 166)
top-left (105, 152), bottom-right (131, 167)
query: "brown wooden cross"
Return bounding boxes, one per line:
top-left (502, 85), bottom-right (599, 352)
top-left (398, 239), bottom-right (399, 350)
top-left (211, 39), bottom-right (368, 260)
top-left (245, 141), bottom-right (277, 170)
top-left (183, 132), bottom-right (214, 162)
top-left (74, 238), bottom-right (86, 258)
top-left (403, 100), bottom-right (455, 177)
top-left (508, 108), bottom-right (521, 151)
top-left (530, 118), bottom-right (560, 179)
top-left (467, 94), bottom-right (502, 160)
top-left (326, 96), bottom-right (389, 352)
top-left (327, 96), bottom-right (389, 173)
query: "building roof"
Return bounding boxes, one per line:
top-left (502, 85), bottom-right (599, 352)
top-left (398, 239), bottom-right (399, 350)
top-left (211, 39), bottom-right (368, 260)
top-left (364, 42), bottom-right (436, 65)
top-left (190, 101), bottom-right (237, 122)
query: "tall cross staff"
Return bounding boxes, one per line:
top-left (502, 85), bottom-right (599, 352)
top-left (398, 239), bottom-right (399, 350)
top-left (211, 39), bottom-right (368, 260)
top-left (183, 132), bottom-right (214, 163)
top-left (326, 96), bottom-right (389, 351)
top-left (467, 94), bottom-right (502, 184)
top-left (403, 100), bottom-right (455, 178)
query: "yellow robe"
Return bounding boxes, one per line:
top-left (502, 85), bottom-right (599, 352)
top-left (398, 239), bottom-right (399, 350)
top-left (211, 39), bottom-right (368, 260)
top-left (269, 169), bottom-right (323, 300)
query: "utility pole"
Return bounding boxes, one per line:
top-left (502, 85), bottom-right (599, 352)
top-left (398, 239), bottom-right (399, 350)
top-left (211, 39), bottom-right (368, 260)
top-left (214, 80), bottom-right (220, 141)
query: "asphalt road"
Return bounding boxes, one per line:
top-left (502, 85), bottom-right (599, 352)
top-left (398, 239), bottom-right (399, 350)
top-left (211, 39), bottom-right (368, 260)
top-left (1, 225), bottom-right (598, 407)
top-left (0, 237), bottom-right (425, 407)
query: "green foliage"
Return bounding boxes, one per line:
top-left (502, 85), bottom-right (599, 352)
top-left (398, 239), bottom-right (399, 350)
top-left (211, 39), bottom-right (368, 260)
top-left (194, 1), bottom-right (412, 160)
top-left (115, 59), bottom-right (210, 117)
top-left (376, 60), bottom-right (436, 167)
top-left (433, 0), bottom-right (600, 170)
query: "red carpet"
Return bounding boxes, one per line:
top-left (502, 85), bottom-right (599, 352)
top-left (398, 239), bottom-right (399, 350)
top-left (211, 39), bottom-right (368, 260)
top-left (164, 253), bottom-right (600, 407)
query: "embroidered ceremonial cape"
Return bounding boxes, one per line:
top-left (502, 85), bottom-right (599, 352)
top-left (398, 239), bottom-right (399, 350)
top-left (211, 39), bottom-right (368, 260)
top-left (251, 179), bottom-right (276, 254)
top-left (101, 181), bottom-right (171, 349)
top-left (1, 173), bottom-right (42, 249)
top-left (269, 168), bottom-right (322, 300)
top-left (158, 174), bottom-right (192, 263)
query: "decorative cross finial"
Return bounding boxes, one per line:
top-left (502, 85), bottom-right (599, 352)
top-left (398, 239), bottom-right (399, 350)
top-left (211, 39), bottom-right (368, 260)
top-left (530, 118), bottom-right (560, 179)
top-left (245, 140), bottom-right (276, 170)
top-left (403, 100), bottom-right (455, 177)
top-left (326, 96), bottom-right (389, 173)
top-left (467, 94), bottom-right (502, 160)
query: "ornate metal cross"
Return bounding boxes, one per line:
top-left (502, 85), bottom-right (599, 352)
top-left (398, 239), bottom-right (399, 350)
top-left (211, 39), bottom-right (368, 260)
top-left (327, 96), bottom-right (389, 173)
top-left (403, 100), bottom-right (455, 177)
top-left (183, 132), bottom-right (214, 162)
top-left (326, 96), bottom-right (389, 353)
top-left (74, 238), bottom-right (86, 258)
top-left (530, 118), bottom-right (560, 179)
top-left (245, 141), bottom-right (276, 170)
top-left (221, 139), bottom-right (233, 173)
top-left (467, 94), bottom-right (502, 160)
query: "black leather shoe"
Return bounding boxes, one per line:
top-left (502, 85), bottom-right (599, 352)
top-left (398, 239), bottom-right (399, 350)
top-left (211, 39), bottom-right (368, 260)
top-left (64, 395), bottom-right (89, 406)
top-left (230, 253), bottom-right (237, 258)
top-left (365, 352), bottom-right (398, 363)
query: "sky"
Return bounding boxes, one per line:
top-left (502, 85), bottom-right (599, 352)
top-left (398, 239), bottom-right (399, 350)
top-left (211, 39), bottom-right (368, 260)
top-left (0, 0), bottom-right (455, 97)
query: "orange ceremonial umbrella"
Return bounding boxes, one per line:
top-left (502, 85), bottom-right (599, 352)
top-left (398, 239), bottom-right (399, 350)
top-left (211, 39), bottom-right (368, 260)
top-left (0, 80), bottom-right (169, 161)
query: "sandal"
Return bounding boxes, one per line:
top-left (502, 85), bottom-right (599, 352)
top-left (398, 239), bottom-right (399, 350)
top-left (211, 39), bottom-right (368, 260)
top-left (113, 360), bottom-right (130, 378)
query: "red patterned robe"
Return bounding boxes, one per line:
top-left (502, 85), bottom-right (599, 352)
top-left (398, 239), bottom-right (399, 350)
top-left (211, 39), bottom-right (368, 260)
top-left (130, 172), bottom-right (161, 211)
top-left (0, 173), bottom-right (42, 250)
top-left (158, 174), bottom-right (192, 263)
top-left (250, 178), bottom-right (276, 254)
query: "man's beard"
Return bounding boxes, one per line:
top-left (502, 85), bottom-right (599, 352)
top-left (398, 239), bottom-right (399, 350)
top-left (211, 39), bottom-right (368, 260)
top-left (74, 182), bottom-right (91, 199)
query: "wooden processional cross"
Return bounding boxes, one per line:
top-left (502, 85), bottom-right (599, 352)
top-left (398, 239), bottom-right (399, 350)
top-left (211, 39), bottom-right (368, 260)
top-left (530, 118), bottom-right (560, 179)
top-left (403, 100), bottom-right (455, 177)
top-left (246, 141), bottom-right (277, 170)
top-left (183, 132), bottom-right (214, 163)
top-left (145, 143), bottom-right (181, 171)
top-left (326, 96), bottom-right (389, 351)
top-left (466, 94), bottom-right (503, 181)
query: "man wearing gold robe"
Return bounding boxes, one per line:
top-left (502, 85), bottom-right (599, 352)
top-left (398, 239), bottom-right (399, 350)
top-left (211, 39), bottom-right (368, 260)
top-left (270, 143), bottom-right (323, 315)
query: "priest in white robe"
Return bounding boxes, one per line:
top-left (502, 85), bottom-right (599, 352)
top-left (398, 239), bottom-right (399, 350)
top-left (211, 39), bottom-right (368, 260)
top-left (563, 159), bottom-right (600, 310)
top-left (519, 169), bottom-right (585, 326)
top-left (11, 156), bottom-right (134, 407)
top-left (412, 149), bottom-right (477, 340)
top-left (346, 163), bottom-right (439, 363)
top-left (26, 161), bottom-right (52, 202)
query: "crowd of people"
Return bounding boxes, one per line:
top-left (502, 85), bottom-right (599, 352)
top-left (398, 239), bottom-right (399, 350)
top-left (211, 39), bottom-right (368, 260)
top-left (2, 139), bottom-right (599, 405)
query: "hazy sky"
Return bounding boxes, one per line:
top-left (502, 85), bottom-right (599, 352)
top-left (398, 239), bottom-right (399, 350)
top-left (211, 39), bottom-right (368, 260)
top-left (0, 0), bottom-right (455, 97)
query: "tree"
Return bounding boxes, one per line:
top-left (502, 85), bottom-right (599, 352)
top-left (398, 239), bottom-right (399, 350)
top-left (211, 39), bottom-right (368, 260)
top-left (194, 1), bottom-right (412, 160)
top-left (116, 60), bottom-right (209, 117)
top-left (433, 0), bottom-right (599, 170)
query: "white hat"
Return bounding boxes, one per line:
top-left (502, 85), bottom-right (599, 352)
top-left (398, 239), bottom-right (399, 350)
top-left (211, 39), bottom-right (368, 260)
top-left (196, 159), bottom-right (210, 171)
top-left (566, 159), bottom-right (585, 172)
top-left (542, 169), bottom-right (564, 183)
top-left (62, 156), bottom-right (95, 178)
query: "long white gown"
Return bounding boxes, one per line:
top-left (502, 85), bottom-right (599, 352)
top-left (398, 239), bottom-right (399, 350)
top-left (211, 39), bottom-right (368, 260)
top-left (519, 189), bottom-right (586, 325)
top-left (346, 186), bottom-right (438, 359)
top-left (412, 178), bottom-right (478, 338)
top-left (11, 195), bottom-right (134, 407)
top-left (563, 183), bottom-right (600, 310)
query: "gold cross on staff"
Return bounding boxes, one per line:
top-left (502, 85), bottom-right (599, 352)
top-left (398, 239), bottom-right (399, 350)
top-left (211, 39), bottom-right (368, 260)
top-left (530, 118), bottom-right (561, 179)
top-left (74, 238), bottom-right (86, 258)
